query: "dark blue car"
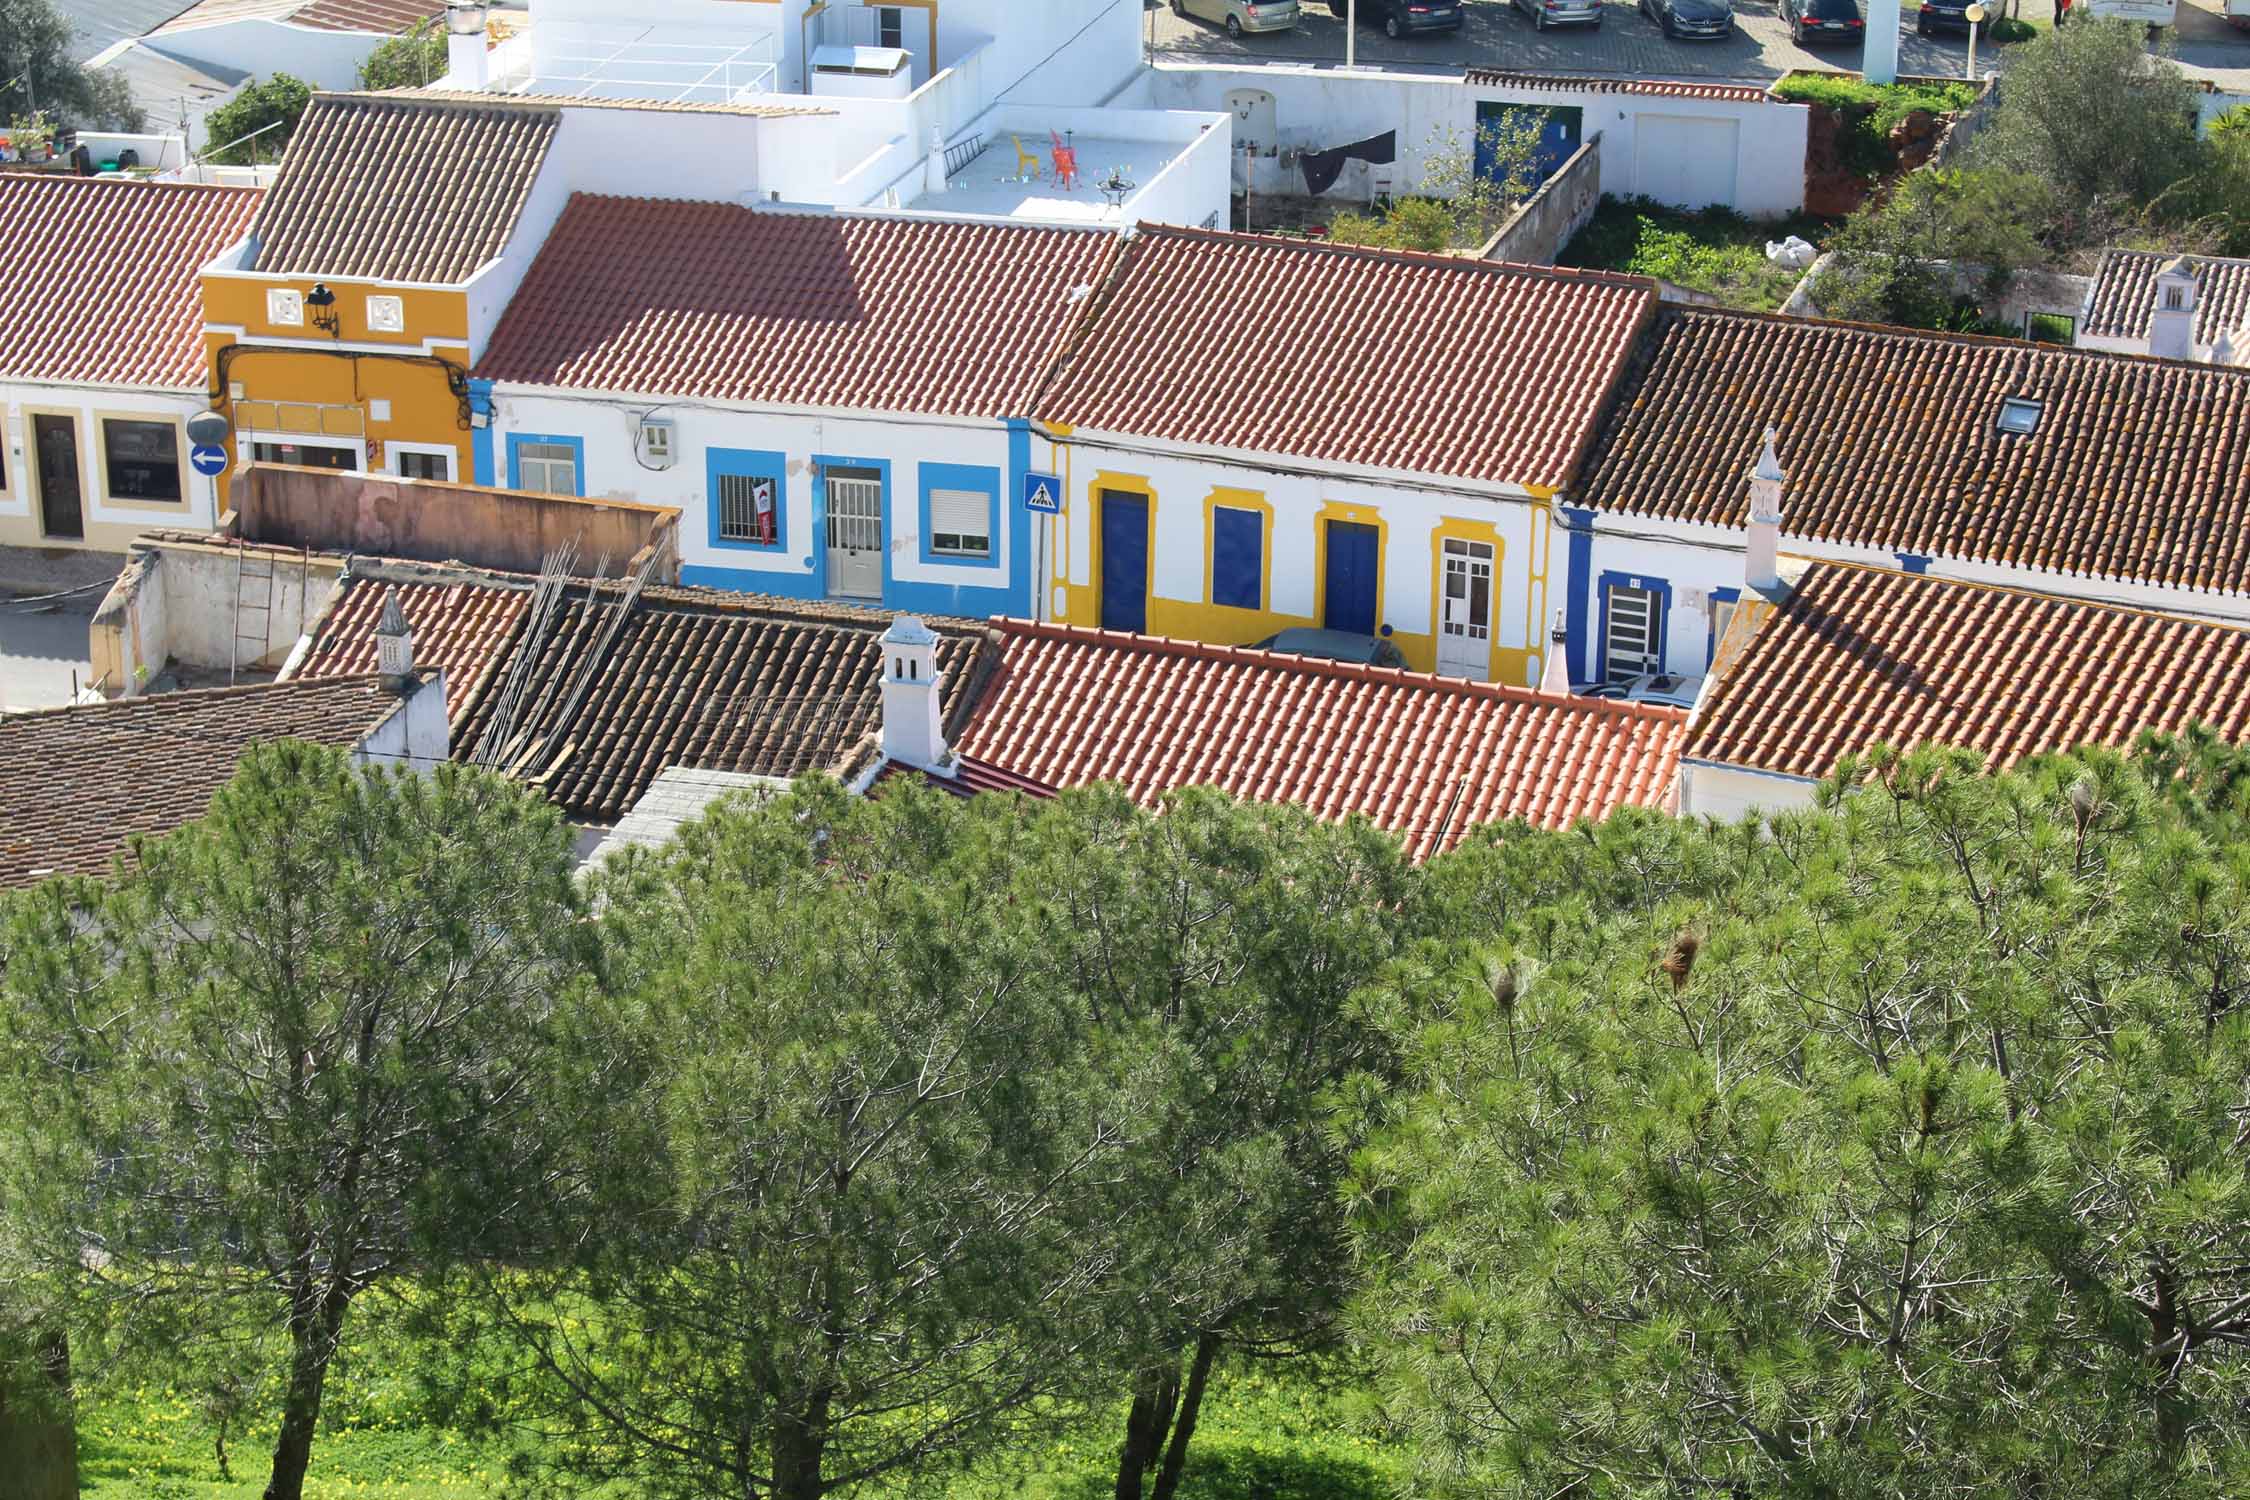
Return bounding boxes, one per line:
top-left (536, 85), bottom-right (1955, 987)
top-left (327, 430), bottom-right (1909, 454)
top-left (1328, 0), bottom-right (1466, 36)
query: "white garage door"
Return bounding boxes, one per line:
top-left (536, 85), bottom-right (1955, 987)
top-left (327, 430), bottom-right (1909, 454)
top-left (1633, 114), bottom-right (1741, 212)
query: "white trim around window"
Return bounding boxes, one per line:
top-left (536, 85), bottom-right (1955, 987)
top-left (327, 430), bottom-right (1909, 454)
top-left (388, 442), bottom-right (458, 483)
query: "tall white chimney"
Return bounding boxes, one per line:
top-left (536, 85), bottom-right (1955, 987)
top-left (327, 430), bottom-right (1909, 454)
top-left (924, 126), bottom-right (948, 196)
top-left (2212, 325), bottom-right (2236, 368)
top-left (445, 1), bottom-right (490, 90)
top-left (2150, 255), bottom-right (2198, 362)
top-left (374, 592), bottom-right (416, 694)
top-left (1538, 611), bottom-right (1572, 695)
top-left (879, 617), bottom-right (953, 775)
top-left (1746, 427), bottom-right (1784, 595)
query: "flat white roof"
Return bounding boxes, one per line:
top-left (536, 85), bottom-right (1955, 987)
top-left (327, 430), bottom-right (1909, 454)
top-left (913, 133), bottom-right (1185, 224)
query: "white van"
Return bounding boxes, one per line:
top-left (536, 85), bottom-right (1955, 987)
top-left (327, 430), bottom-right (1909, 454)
top-left (2076, 0), bottom-right (2177, 25)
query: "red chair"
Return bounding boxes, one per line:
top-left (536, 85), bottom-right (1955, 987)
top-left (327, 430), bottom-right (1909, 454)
top-left (1049, 131), bottom-right (1079, 191)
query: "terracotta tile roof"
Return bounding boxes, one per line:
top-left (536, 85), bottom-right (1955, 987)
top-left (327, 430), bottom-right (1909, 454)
top-left (294, 570), bottom-right (531, 720)
top-left (474, 196), bottom-right (1116, 415)
top-left (249, 94), bottom-right (559, 284)
top-left (951, 620), bottom-right (1685, 860)
top-left (0, 174), bottom-right (260, 389)
top-left (1035, 224), bottom-right (1655, 489)
top-left (1685, 561), bottom-right (2250, 780)
top-left (0, 675), bottom-right (416, 888)
top-left (2083, 248), bottom-right (2250, 346)
top-left (1464, 68), bottom-right (1771, 103)
top-left (1574, 308), bottom-right (2250, 594)
top-left (157, 0), bottom-right (436, 33)
top-left (399, 88), bottom-right (834, 118)
top-left (450, 588), bottom-right (994, 822)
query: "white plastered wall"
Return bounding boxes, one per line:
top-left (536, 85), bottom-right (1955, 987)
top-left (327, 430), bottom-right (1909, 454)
top-left (0, 385), bottom-right (220, 553)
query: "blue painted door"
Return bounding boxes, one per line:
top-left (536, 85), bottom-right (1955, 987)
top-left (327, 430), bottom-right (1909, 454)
top-left (1323, 521), bottom-right (1379, 636)
top-left (1100, 491), bottom-right (1149, 634)
top-left (1475, 102), bottom-right (1583, 188)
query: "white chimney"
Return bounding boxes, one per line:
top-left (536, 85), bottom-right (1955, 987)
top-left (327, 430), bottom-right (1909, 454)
top-left (2150, 255), bottom-right (2198, 362)
top-left (1538, 611), bottom-right (1572, 695)
top-left (924, 126), bottom-right (948, 196)
top-left (879, 616), bottom-right (952, 775)
top-left (374, 592), bottom-right (415, 693)
top-left (444, 1), bottom-right (490, 90)
top-left (1746, 427), bottom-right (1784, 595)
top-left (2213, 326), bottom-right (2237, 368)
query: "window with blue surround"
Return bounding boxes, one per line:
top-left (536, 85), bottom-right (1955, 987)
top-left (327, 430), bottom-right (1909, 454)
top-left (709, 447), bottom-right (790, 551)
top-left (1212, 506), bottom-right (1264, 610)
top-left (506, 432), bottom-right (585, 497)
top-left (917, 462), bottom-right (1001, 569)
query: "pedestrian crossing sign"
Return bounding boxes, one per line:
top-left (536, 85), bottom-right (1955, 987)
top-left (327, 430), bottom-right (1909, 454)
top-left (1022, 472), bottom-right (1062, 513)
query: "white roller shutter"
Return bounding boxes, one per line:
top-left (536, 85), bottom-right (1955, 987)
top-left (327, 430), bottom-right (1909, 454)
top-left (1632, 114), bottom-right (1741, 212)
top-left (928, 488), bottom-right (991, 558)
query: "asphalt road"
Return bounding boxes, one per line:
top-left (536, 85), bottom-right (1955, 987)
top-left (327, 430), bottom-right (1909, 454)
top-left (1146, 0), bottom-right (2250, 88)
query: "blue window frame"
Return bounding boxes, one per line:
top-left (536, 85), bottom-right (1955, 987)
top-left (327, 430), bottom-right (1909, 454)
top-left (1212, 506), bottom-right (1263, 610)
top-left (917, 462), bottom-right (1001, 570)
top-left (505, 432), bottom-right (585, 497)
top-left (709, 447), bottom-right (789, 551)
top-left (1705, 585), bottom-right (1740, 667)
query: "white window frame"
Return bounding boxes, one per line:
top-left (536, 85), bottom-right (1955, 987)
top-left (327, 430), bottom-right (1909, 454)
top-left (927, 486), bottom-right (993, 560)
top-left (1603, 582), bottom-right (1663, 684)
top-left (516, 441), bottom-right (578, 496)
top-left (389, 442), bottom-right (456, 483)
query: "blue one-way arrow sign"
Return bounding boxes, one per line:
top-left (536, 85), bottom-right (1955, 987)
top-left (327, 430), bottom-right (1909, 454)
top-left (1022, 471), bottom-right (1061, 514)
top-left (190, 444), bottom-right (228, 478)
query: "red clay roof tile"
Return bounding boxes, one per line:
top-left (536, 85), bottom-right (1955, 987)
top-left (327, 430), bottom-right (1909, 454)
top-left (2084, 248), bottom-right (2250, 346)
top-left (475, 196), bottom-right (1119, 416)
top-left (295, 572), bottom-right (531, 721)
top-left (0, 175), bottom-right (260, 390)
top-left (1686, 561), bottom-right (2250, 780)
top-left (952, 620), bottom-right (1685, 860)
top-left (1035, 224), bottom-right (1655, 489)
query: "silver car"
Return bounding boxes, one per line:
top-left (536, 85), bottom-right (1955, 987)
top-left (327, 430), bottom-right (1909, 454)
top-left (1172, 0), bottom-right (1301, 36)
top-left (1514, 0), bottom-right (1606, 27)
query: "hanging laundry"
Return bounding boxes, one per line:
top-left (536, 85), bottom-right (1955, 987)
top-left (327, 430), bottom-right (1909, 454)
top-left (1298, 130), bottom-right (1398, 196)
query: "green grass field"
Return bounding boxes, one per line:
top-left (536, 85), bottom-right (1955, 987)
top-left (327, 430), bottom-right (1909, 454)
top-left (1558, 194), bottom-right (1837, 311)
top-left (79, 1358), bottom-right (1402, 1500)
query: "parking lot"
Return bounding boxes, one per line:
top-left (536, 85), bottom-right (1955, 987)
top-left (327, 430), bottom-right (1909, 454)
top-left (1149, 0), bottom-right (2250, 88)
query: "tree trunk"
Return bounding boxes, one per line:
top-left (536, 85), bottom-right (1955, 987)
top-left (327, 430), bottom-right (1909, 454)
top-left (0, 1329), bottom-right (77, 1500)
top-left (769, 1389), bottom-right (831, 1500)
top-left (1149, 1333), bottom-right (1221, 1500)
top-left (1112, 1361), bottom-right (1182, 1500)
top-left (262, 1288), bottom-right (350, 1500)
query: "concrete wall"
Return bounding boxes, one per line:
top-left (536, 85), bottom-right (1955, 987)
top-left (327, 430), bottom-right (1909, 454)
top-left (1150, 63), bottom-right (1808, 216)
top-left (149, 18), bottom-right (388, 93)
top-left (1050, 431), bottom-right (1556, 684)
top-left (354, 668), bottom-right (450, 771)
top-left (1479, 133), bottom-right (1600, 266)
top-left (0, 384), bottom-right (217, 554)
top-left (1674, 759), bottom-right (1818, 821)
top-left (90, 537), bottom-right (346, 694)
top-left (228, 464), bottom-right (681, 580)
top-left (486, 389), bottom-right (1039, 619)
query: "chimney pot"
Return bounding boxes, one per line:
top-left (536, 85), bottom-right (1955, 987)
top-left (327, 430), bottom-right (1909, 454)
top-left (1539, 611), bottom-right (1572, 696)
top-left (879, 616), bottom-right (952, 775)
top-left (2151, 256), bottom-right (2199, 362)
top-left (1746, 427), bottom-right (1784, 595)
top-left (374, 592), bottom-right (415, 693)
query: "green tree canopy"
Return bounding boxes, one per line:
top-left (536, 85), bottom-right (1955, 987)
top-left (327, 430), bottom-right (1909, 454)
top-left (200, 73), bottom-right (311, 164)
top-left (358, 18), bottom-right (449, 92)
top-left (0, 0), bottom-right (143, 132)
top-left (1348, 747), bottom-right (2250, 1499)
top-left (0, 742), bottom-right (591, 1500)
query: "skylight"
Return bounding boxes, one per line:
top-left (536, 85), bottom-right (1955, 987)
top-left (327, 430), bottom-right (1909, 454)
top-left (1997, 397), bottom-right (2043, 436)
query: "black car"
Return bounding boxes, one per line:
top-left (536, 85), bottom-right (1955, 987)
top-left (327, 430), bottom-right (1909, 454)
top-left (1779, 0), bottom-right (1863, 42)
top-left (1328, 0), bottom-right (1466, 36)
top-left (1642, 0), bottom-right (1734, 37)
top-left (1916, 0), bottom-right (1976, 30)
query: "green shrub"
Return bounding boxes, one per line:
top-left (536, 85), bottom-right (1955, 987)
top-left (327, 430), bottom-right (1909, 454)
top-left (1989, 15), bottom-right (2038, 40)
top-left (1772, 74), bottom-right (1980, 180)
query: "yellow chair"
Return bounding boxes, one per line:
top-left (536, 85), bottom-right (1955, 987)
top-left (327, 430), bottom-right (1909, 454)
top-left (1009, 134), bottom-right (1043, 181)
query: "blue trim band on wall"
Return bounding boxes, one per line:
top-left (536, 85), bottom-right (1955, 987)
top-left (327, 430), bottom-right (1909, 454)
top-left (1593, 567), bottom-right (1672, 684)
top-left (1706, 584), bottom-right (1740, 669)
top-left (707, 446), bottom-right (790, 553)
top-left (916, 461), bottom-right (1003, 571)
top-left (1006, 418), bottom-right (1033, 617)
top-left (505, 431), bottom-right (586, 496)
top-left (1896, 552), bottom-right (1932, 574)
top-left (468, 378), bottom-right (496, 487)
top-left (1560, 506), bottom-right (1595, 687)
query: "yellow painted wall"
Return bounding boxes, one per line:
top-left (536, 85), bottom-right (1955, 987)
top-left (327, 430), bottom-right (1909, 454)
top-left (1050, 450), bottom-right (1555, 685)
top-left (201, 276), bottom-right (476, 482)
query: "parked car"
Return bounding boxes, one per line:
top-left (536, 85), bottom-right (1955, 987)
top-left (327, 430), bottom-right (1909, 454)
top-left (1511, 0), bottom-right (1606, 29)
top-left (1328, 0), bottom-right (1466, 37)
top-left (1779, 0), bottom-right (1864, 41)
top-left (1174, 0), bottom-right (1300, 35)
top-left (1251, 628), bottom-right (1411, 670)
top-left (1642, 0), bottom-right (1734, 36)
top-left (1587, 671), bottom-right (1705, 710)
top-left (1915, 0), bottom-right (1976, 30)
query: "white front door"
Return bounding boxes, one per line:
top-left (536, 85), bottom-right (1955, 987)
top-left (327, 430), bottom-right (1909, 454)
top-left (1437, 538), bottom-right (1494, 679)
top-left (825, 468), bottom-right (884, 600)
top-left (1604, 583), bottom-right (1662, 683)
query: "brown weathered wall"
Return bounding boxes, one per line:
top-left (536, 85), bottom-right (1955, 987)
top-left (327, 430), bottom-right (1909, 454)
top-left (1478, 132), bottom-right (1602, 269)
top-left (228, 466), bottom-right (680, 582)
